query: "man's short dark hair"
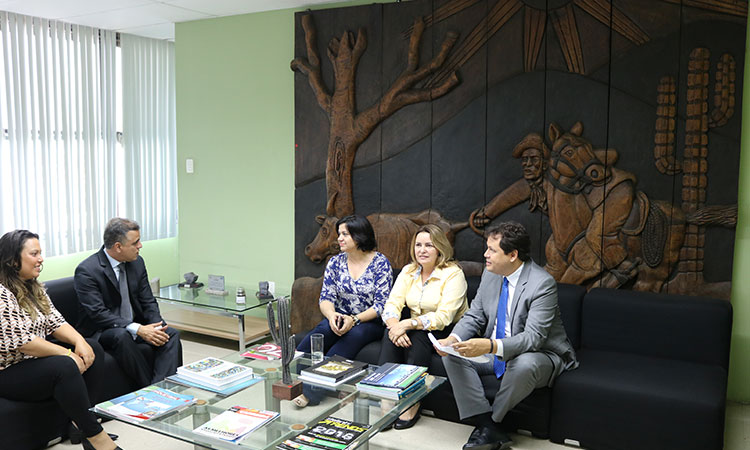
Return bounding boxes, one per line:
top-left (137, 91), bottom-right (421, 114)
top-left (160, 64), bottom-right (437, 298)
top-left (103, 218), bottom-right (140, 249)
top-left (336, 215), bottom-right (377, 252)
top-left (486, 221), bottom-right (531, 262)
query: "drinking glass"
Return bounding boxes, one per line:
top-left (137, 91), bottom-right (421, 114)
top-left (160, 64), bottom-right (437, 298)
top-left (311, 333), bottom-right (324, 363)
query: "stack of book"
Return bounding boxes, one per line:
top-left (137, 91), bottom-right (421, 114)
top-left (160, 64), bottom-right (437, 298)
top-left (94, 385), bottom-right (195, 422)
top-left (277, 416), bottom-right (370, 450)
top-left (194, 406), bottom-right (279, 442)
top-left (298, 355), bottom-right (368, 387)
top-left (168, 357), bottom-right (256, 395)
top-left (355, 363), bottom-right (428, 400)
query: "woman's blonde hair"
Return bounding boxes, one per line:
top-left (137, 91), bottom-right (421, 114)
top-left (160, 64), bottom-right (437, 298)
top-left (0, 230), bottom-right (50, 320)
top-left (409, 224), bottom-right (455, 269)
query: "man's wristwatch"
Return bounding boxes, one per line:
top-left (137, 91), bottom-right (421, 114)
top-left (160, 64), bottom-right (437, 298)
top-left (351, 315), bottom-right (361, 326)
top-left (411, 319), bottom-right (418, 329)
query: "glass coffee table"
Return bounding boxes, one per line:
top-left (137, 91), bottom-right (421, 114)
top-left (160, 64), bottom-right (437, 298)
top-left (93, 353), bottom-right (445, 450)
top-left (156, 284), bottom-right (281, 351)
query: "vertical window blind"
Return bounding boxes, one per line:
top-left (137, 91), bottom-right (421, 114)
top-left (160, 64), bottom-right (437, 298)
top-left (0, 12), bottom-right (176, 256)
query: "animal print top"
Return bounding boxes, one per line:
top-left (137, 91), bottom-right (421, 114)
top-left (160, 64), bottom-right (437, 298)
top-left (0, 283), bottom-right (65, 370)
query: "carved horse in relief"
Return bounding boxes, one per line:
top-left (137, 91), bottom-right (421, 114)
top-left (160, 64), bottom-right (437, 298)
top-left (305, 195), bottom-right (468, 270)
top-left (543, 122), bottom-right (686, 292)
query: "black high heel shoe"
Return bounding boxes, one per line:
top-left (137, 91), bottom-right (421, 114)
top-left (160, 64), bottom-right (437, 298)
top-left (68, 424), bottom-right (120, 444)
top-left (81, 436), bottom-right (123, 450)
top-left (69, 424), bottom-right (118, 444)
top-left (393, 404), bottom-right (422, 430)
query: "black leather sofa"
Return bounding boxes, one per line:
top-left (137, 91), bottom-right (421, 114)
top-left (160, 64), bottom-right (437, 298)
top-left (549, 288), bottom-right (732, 450)
top-left (0, 276), bottom-right (154, 450)
top-left (295, 278), bottom-right (732, 450)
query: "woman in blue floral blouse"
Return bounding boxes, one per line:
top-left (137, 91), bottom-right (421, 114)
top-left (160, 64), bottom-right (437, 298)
top-left (295, 215), bottom-right (392, 406)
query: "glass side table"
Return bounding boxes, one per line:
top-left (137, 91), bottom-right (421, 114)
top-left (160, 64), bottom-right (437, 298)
top-left (155, 284), bottom-right (282, 351)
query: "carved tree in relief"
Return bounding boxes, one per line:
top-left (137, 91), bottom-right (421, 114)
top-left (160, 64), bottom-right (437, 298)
top-left (291, 14), bottom-right (460, 219)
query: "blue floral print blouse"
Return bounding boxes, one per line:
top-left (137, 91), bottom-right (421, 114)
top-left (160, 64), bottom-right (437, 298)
top-left (319, 252), bottom-right (393, 316)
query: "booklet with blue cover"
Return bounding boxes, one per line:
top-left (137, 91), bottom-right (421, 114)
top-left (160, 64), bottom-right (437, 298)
top-left (94, 385), bottom-right (195, 422)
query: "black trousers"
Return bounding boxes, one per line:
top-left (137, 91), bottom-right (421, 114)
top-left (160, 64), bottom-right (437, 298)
top-left (0, 338), bottom-right (106, 437)
top-left (99, 326), bottom-right (182, 387)
top-left (377, 326), bottom-right (453, 367)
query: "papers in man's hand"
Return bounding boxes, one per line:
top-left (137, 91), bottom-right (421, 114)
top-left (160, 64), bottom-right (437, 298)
top-left (429, 332), bottom-right (490, 363)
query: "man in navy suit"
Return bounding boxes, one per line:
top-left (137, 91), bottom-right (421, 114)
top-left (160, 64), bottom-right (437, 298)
top-left (75, 218), bottom-right (181, 387)
top-left (436, 222), bottom-right (577, 450)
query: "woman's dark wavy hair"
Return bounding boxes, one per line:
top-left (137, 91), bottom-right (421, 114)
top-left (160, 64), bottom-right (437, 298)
top-left (0, 230), bottom-right (50, 319)
top-left (336, 215), bottom-right (377, 252)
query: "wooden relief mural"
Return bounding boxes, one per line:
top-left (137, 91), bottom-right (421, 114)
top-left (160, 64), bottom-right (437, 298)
top-left (292, 0), bottom-right (746, 332)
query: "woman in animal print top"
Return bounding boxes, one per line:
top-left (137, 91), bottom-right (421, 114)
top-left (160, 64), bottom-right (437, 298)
top-left (0, 230), bottom-right (120, 450)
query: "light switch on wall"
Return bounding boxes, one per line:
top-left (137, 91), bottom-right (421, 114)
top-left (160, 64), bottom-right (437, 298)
top-left (186, 158), bottom-right (194, 173)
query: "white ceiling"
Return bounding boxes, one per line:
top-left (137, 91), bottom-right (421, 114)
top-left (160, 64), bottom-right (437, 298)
top-left (0, 0), bottom-right (343, 40)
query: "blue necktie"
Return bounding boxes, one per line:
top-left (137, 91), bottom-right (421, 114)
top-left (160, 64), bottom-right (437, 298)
top-left (494, 277), bottom-right (509, 378)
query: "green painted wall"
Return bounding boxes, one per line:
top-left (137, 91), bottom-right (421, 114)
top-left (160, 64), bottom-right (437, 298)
top-left (175, 11), bottom-right (295, 295)
top-left (175, 2), bottom-right (750, 401)
top-left (174, 0), bottom-right (390, 297)
top-left (39, 238), bottom-right (180, 286)
top-left (727, 13), bottom-right (750, 402)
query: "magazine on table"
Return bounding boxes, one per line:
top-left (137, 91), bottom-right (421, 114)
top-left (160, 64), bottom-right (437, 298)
top-left (277, 416), bottom-right (370, 450)
top-left (94, 385), bottom-right (195, 422)
top-left (177, 357), bottom-right (253, 388)
top-left (241, 343), bottom-right (303, 361)
top-left (357, 362), bottom-right (427, 389)
top-left (241, 342), bottom-right (283, 360)
top-left (299, 355), bottom-right (368, 383)
top-left (193, 406), bottom-right (279, 442)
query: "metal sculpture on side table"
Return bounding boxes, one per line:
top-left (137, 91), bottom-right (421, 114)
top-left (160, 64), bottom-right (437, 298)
top-left (267, 296), bottom-right (303, 400)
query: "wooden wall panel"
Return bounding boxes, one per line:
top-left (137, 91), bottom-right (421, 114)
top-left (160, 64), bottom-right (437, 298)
top-left (380, 1), bottom-right (435, 161)
top-left (292, 0), bottom-right (746, 322)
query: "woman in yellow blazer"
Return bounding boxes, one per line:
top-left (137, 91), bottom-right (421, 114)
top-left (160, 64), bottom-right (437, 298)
top-left (378, 224), bottom-right (468, 429)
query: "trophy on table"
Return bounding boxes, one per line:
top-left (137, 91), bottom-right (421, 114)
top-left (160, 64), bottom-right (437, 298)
top-left (267, 296), bottom-right (302, 400)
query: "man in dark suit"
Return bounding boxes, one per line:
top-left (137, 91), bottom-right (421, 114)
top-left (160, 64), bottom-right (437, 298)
top-left (436, 222), bottom-right (577, 450)
top-left (74, 217), bottom-right (181, 387)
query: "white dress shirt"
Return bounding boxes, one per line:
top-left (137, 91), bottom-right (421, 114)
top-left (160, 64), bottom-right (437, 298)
top-left (491, 262), bottom-right (524, 358)
top-left (449, 262), bottom-right (525, 359)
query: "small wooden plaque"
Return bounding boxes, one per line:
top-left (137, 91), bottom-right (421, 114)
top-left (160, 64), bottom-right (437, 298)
top-left (272, 380), bottom-right (303, 400)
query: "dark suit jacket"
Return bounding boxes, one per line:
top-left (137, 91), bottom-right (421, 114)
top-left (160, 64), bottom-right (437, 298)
top-left (452, 261), bottom-right (578, 383)
top-left (74, 247), bottom-right (163, 337)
